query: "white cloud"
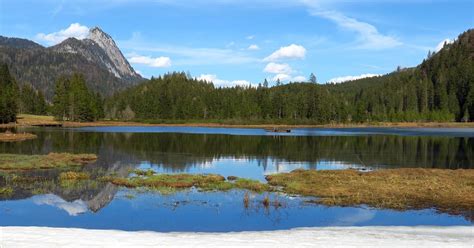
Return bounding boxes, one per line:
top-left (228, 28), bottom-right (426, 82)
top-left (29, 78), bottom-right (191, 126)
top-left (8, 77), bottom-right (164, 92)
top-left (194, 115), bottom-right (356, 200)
top-left (246, 35), bottom-right (255, 40)
top-left (264, 62), bottom-right (292, 74)
top-left (272, 74), bottom-right (307, 83)
top-left (36, 23), bottom-right (90, 46)
top-left (272, 73), bottom-right (291, 82)
top-left (316, 11), bottom-right (401, 49)
top-left (435, 38), bottom-right (454, 52)
top-left (328, 73), bottom-right (381, 84)
top-left (128, 55), bottom-right (172, 68)
top-left (196, 74), bottom-right (256, 88)
top-left (301, 0), bottom-right (402, 50)
top-left (292, 75), bottom-right (307, 82)
top-left (121, 39), bottom-right (259, 66)
top-left (264, 44), bottom-right (306, 61)
top-left (247, 44), bottom-right (260, 50)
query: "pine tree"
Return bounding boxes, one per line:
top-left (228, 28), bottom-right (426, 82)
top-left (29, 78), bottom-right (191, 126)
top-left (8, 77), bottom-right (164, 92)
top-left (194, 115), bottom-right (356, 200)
top-left (0, 64), bottom-right (19, 123)
top-left (309, 73), bottom-right (317, 83)
top-left (276, 79), bottom-right (281, 86)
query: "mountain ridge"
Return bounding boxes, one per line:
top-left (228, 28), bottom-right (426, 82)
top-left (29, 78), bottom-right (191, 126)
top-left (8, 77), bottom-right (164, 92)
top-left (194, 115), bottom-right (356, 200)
top-left (0, 27), bottom-right (143, 100)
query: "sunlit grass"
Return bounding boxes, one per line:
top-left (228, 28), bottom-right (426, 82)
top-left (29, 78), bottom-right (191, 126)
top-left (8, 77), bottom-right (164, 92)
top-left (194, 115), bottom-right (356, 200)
top-left (102, 171), bottom-right (270, 194)
top-left (266, 168), bottom-right (474, 213)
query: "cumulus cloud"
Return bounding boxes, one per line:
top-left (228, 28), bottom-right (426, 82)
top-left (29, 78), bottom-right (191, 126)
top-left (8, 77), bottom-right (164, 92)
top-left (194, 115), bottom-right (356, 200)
top-left (435, 38), bottom-right (454, 52)
top-left (128, 55), bottom-right (172, 68)
top-left (36, 23), bottom-right (90, 46)
top-left (196, 74), bottom-right (256, 88)
top-left (264, 44), bottom-right (306, 61)
top-left (264, 62), bottom-right (292, 74)
top-left (247, 44), bottom-right (260, 50)
top-left (328, 73), bottom-right (381, 84)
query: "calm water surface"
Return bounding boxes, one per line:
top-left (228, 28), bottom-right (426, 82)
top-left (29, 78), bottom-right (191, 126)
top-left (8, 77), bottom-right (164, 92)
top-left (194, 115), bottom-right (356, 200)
top-left (0, 126), bottom-right (472, 231)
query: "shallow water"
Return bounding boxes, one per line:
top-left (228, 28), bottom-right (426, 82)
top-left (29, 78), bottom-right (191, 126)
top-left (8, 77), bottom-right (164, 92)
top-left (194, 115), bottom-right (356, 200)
top-left (0, 126), bottom-right (472, 231)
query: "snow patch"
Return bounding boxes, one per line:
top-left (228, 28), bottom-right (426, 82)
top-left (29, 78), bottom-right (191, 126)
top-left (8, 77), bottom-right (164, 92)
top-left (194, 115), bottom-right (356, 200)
top-left (1, 226), bottom-right (472, 248)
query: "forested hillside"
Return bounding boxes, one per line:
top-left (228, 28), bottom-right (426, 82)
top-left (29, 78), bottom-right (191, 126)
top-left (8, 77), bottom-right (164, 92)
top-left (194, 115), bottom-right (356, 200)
top-left (0, 27), bottom-right (142, 100)
top-left (105, 29), bottom-right (473, 123)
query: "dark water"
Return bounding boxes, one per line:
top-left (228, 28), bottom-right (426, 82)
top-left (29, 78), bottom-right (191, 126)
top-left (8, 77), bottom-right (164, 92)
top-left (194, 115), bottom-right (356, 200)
top-left (0, 127), bottom-right (473, 231)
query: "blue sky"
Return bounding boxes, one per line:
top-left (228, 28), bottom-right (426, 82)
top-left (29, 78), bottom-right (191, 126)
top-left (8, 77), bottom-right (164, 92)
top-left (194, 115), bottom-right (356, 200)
top-left (1, 0), bottom-right (473, 86)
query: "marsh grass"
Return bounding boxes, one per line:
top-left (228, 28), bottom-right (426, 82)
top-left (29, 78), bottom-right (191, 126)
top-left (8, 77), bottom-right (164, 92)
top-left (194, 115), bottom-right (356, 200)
top-left (102, 172), bottom-right (270, 193)
top-left (234, 178), bottom-right (271, 193)
top-left (132, 169), bottom-right (156, 176)
top-left (0, 186), bottom-right (13, 196)
top-left (59, 171), bottom-right (90, 181)
top-left (0, 153), bottom-right (97, 170)
top-left (266, 168), bottom-right (474, 213)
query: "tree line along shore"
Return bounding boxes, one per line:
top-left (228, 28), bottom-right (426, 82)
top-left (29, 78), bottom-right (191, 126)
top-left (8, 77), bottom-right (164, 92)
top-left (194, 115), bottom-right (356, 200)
top-left (0, 30), bottom-right (473, 126)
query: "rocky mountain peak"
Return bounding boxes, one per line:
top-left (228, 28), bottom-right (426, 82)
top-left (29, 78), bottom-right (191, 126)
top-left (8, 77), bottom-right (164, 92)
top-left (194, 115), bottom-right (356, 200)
top-left (86, 26), bottom-right (139, 79)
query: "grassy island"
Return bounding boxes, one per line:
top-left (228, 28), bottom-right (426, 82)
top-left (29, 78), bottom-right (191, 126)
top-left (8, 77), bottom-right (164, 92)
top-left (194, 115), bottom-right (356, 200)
top-left (266, 168), bottom-right (474, 214)
top-left (0, 131), bottom-right (37, 142)
top-left (0, 153), bottom-right (97, 170)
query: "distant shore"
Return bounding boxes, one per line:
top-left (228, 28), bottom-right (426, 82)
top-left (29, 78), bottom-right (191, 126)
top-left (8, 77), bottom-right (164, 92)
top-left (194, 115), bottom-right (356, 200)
top-left (2, 226), bottom-right (472, 247)
top-left (1, 114), bottom-right (474, 129)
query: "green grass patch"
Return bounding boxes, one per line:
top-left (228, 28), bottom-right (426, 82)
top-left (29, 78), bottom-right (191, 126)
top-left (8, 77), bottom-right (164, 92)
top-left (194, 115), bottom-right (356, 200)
top-left (102, 171), bottom-right (270, 194)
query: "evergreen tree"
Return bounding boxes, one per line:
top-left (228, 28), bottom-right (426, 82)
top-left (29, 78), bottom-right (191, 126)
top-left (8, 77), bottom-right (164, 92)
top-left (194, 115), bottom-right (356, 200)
top-left (0, 64), bottom-right (19, 123)
top-left (309, 73), bottom-right (317, 83)
top-left (52, 73), bottom-right (102, 122)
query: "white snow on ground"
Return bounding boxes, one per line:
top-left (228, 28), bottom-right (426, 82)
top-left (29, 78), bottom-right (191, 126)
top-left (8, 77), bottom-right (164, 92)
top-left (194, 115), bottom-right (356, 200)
top-left (1, 226), bottom-right (473, 248)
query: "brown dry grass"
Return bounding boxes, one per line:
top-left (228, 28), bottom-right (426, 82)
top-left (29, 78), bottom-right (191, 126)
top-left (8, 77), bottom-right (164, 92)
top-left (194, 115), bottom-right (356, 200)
top-left (266, 168), bottom-right (474, 214)
top-left (0, 153), bottom-right (97, 170)
top-left (2, 114), bottom-right (473, 129)
top-left (62, 121), bottom-right (474, 129)
top-left (0, 132), bottom-right (37, 142)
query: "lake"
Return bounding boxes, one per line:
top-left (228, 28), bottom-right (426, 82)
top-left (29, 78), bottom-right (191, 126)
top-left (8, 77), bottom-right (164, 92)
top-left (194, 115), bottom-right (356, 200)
top-left (0, 126), bottom-right (472, 231)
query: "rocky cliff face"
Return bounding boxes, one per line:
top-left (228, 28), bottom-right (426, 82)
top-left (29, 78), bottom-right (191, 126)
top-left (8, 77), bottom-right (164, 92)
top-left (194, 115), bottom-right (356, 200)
top-left (0, 27), bottom-right (143, 100)
top-left (87, 27), bottom-right (140, 79)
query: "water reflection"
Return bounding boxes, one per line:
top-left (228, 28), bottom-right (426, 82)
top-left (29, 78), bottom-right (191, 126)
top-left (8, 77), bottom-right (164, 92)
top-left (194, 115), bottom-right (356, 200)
top-left (1, 127), bottom-right (472, 171)
top-left (0, 127), bottom-right (473, 231)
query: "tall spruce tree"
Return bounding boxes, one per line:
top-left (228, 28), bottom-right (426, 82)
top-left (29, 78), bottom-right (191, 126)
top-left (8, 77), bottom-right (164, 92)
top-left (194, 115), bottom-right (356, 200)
top-left (0, 64), bottom-right (19, 124)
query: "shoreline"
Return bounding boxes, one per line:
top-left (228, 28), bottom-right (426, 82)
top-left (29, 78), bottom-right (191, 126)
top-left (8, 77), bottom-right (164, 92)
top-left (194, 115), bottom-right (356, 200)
top-left (1, 226), bottom-right (472, 247)
top-left (62, 121), bottom-right (474, 129)
top-left (2, 115), bottom-right (474, 129)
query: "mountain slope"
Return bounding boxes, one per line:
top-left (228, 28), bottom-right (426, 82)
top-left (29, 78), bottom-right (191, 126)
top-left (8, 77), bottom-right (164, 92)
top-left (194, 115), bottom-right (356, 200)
top-left (0, 27), bottom-right (142, 100)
